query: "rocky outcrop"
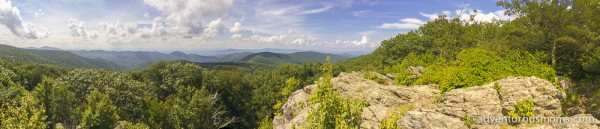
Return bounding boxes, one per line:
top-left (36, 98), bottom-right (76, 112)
top-left (273, 72), bottom-right (600, 129)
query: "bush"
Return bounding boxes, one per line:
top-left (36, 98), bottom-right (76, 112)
top-left (507, 99), bottom-right (534, 123)
top-left (380, 104), bottom-right (414, 129)
top-left (306, 57), bottom-right (367, 129)
top-left (389, 53), bottom-right (440, 86)
top-left (464, 114), bottom-right (478, 128)
top-left (434, 48), bottom-right (556, 92)
top-left (121, 121), bottom-right (150, 129)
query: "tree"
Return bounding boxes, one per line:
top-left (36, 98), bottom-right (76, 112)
top-left (33, 78), bottom-right (79, 129)
top-left (54, 69), bottom-right (149, 121)
top-left (305, 56), bottom-right (366, 129)
top-left (0, 91), bottom-right (47, 129)
top-left (166, 86), bottom-right (234, 129)
top-left (141, 62), bottom-right (211, 100)
top-left (80, 90), bottom-right (119, 129)
top-left (498, 0), bottom-right (599, 78)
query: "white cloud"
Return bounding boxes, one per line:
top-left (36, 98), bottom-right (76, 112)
top-left (377, 18), bottom-right (426, 29)
top-left (231, 33), bottom-right (241, 39)
top-left (299, 5), bottom-right (333, 15)
top-left (143, 0), bottom-right (233, 36)
top-left (229, 21), bottom-right (242, 39)
top-left (334, 35), bottom-right (377, 48)
top-left (420, 7), bottom-right (516, 23)
top-left (34, 9), bottom-right (44, 18)
top-left (68, 18), bottom-right (87, 38)
top-left (229, 22), bottom-right (242, 34)
top-left (0, 0), bottom-right (48, 39)
top-left (380, 7), bottom-right (517, 30)
top-left (146, 17), bottom-right (168, 38)
top-left (400, 18), bottom-right (426, 24)
top-left (202, 18), bottom-right (223, 38)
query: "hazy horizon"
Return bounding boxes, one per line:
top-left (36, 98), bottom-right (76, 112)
top-left (1, 0), bottom-right (512, 52)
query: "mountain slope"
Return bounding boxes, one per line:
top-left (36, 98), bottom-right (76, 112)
top-left (0, 44), bottom-right (118, 69)
top-left (238, 51), bottom-right (349, 65)
top-left (71, 50), bottom-right (218, 70)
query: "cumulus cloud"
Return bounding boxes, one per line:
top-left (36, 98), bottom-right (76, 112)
top-left (229, 22), bottom-right (242, 39)
top-left (202, 18), bottom-right (223, 38)
top-left (334, 35), bottom-right (377, 48)
top-left (419, 8), bottom-right (516, 22)
top-left (143, 0), bottom-right (233, 36)
top-left (377, 18), bottom-right (426, 29)
top-left (0, 0), bottom-right (48, 39)
top-left (68, 18), bottom-right (87, 38)
top-left (99, 21), bottom-right (134, 39)
top-left (151, 17), bottom-right (168, 37)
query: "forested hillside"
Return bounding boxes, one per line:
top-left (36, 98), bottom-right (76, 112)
top-left (338, 0), bottom-right (600, 119)
top-left (0, 0), bottom-right (599, 129)
top-left (71, 50), bottom-right (219, 70)
top-left (0, 44), bottom-right (119, 69)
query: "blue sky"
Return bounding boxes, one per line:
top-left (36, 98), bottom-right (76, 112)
top-left (0, 0), bottom-right (513, 52)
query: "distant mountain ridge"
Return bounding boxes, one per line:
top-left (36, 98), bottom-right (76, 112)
top-left (71, 50), bottom-right (219, 70)
top-left (237, 51), bottom-right (349, 65)
top-left (0, 44), bottom-right (118, 69)
top-left (2, 44), bottom-right (353, 70)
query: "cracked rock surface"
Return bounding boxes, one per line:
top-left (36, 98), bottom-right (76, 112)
top-left (273, 72), bottom-right (600, 129)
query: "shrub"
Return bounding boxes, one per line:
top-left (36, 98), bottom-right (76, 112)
top-left (121, 121), bottom-right (150, 129)
top-left (389, 53), bottom-right (440, 85)
top-left (436, 48), bottom-right (556, 92)
top-left (508, 99), bottom-right (534, 124)
top-left (464, 114), bottom-right (478, 128)
top-left (306, 56), bottom-right (367, 129)
top-left (380, 104), bottom-right (414, 129)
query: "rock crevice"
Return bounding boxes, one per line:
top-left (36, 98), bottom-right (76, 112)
top-left (273, 72), bottom-right (600, 129)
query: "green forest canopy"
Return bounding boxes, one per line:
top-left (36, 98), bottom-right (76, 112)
top-left (1, 0), bottom-right (599, 128)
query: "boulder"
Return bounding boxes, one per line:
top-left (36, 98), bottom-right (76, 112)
top-left (272, 72), bottom-right (599, 129)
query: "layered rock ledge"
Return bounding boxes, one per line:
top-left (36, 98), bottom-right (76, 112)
top-left (273, 71), bottom-right (600, 129)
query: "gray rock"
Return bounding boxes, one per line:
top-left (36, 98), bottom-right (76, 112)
top-left (272, 72), bottom-right (599, 129)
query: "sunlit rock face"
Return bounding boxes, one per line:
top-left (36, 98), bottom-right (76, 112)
top-left (274, 72), bottom-right (600, 129)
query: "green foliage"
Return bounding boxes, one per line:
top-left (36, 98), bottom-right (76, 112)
top-left (493, 83), bottom-right (501, 94)
top-left (141, 86), bottom-right (233, 129)
top-left (464, 114), bottom-right (478, 128)
top-left (0, 90), bottom-right (47, 129)
top-left (32, 78), bottom-right (79, 129)
top-left (274, 77), bottom-right (302, 115)
top-left (389, 53), bottom-right (442, 85)
top-left (166, 86), bottom-right (234, 129)
top-left (240, 52), bottom-right (349, 66)
top-left (0, 44), bottom-right (118, 69)
top-left (508, 99), bottom-right (535, 123)
top-left (140, 61), bottom-right (209, 100)
top-left (562, 91), bottom-right (579, 113)
top-left (306, 57), bottom-right (367, 129)
top-left (81, 90), bottom-right (119, 129)
top-left (580, 47), bottom-right (600, 73)
top-left (121, 121), bottom-right (150, 129)
top-left (380, 104), bottom-right (414, 129)
top-left (257, 116), bottom-right (273, 129)
top-left (12, 64), bottom-right (66, 91)
top-left (435, 48), bottom-right (556, 92)
top-left (0, 64), bottom-right (21, 107)
top-left (54, 69), bottom-right (148, 121)
top-left (363, 71), bottom-right (385, 84)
